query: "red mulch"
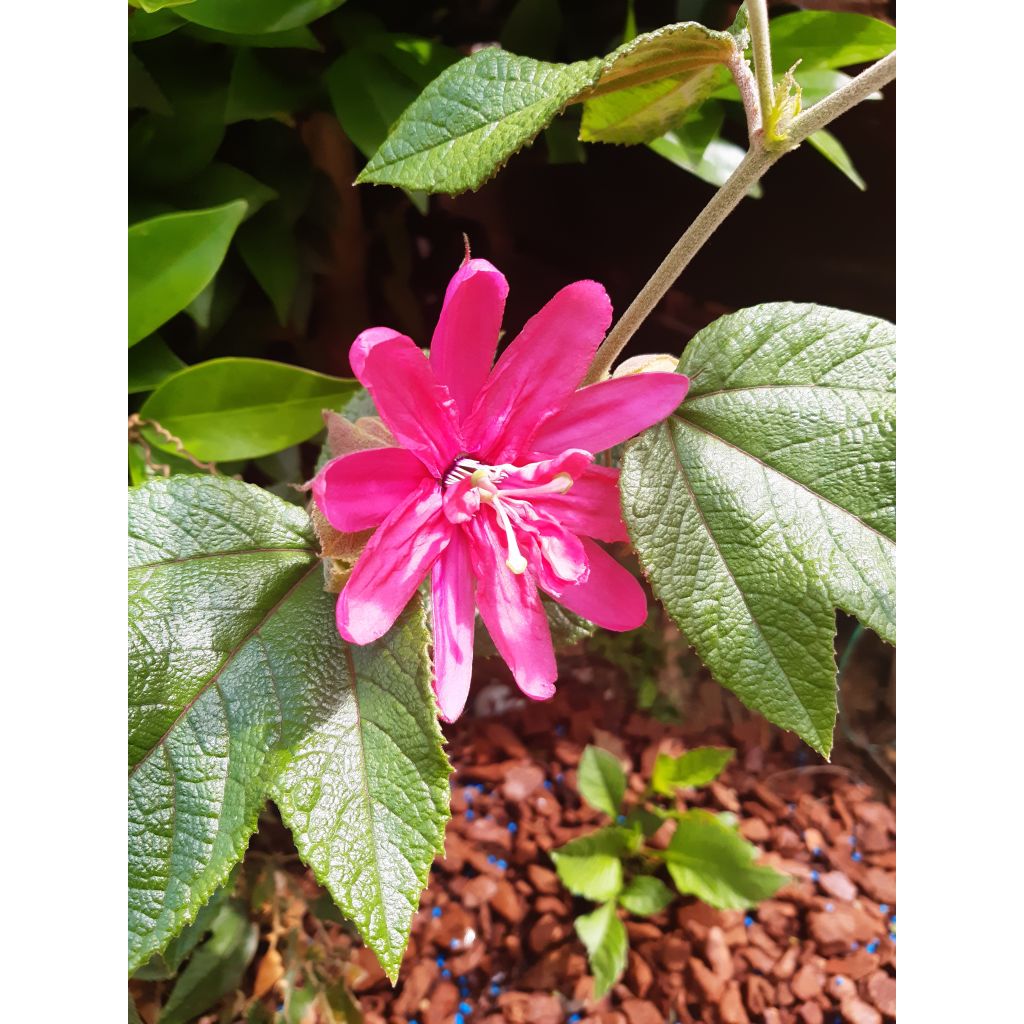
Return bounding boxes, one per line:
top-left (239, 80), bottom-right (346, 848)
top-left (352, 665), bottom-right (896, 1024)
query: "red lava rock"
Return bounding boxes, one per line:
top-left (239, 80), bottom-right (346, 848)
top-left (349, 946), bottom-right (387, 991)
top-left (706, 926), bottom-right (734, 979)
top-left (710, 781), bottom-right (740, 812)
top-left (720, 980), bottom-right (751, 1024)
top-left (520, 944), bottom-right (586, 989)
top-left (498, 992), bottom-right (564, 1024)
top-left (819, 871), bottom-right (858, 902)
top-left (626, 951), bottom-right (655, 998)
top-left (659, 937), bottom-right (690, 971)
top-left (527, 864), bottom-right (560, 894)
top-left (462, 875), bottom-right (499, 907)
top-left (621, 999), bottom-right (663, 1024)
top-left (863, 971), bottom-right (896, 1016)
top-left (803, 827), bottom-right (827, 855)
top-left (853, 802), bottom-right (895, 834)
top-left (748, 925), bottom-right (783, 958)
top-left (482, 721), bottom-right (529, 758)
top-left (536, 895), bottom-right (570, 915)
top-left (491, 879), bottom-right (525, 923)
top-left (857, 868), bottom-right (896, 905)
top-left (791, 963), bottom-right (827, 1001)
top-left (741, 817), bottom-right (771, 842)
top-left (392, 961), bottom-right (435, 1018)
top-left (745, 975), bottom-right (775, 1016)
top-left (529, 913), bottom-right (570, 953)
top-left (689, 957), bottom-right (726, 1001)
top-left (824, 949), bottom-right (878, 981)
top-left (450, 942), bottom-right (485, 975)
top-left (423, 981), bottom-right (459, 1024)
top-left (807, 906), bottom-right (876, 953)
top-left (772, 945), bottom-right (800, 980)
top-left (839, 997), bottom-right (882, 1024)
top-left (739, 946), bottom-right (776, 974)
top-left (502, 763), bottom-right (546, 801)
top-left (797, 1003), bottom-right (825, 1024)
top-left (625, 921), bottom-right (662, 942)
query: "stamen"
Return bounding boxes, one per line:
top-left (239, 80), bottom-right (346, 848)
top-left (491, 498), bottom-right (528, 575)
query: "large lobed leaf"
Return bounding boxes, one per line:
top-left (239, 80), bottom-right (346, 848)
top-left (621, 304), bottom-right (895, 757)
top-left (128, 477), bottom-right (449, 980)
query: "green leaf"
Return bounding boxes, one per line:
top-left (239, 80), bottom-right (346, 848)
top-left (807, 128), bottom-right (866, 191)
top-left (225, 47), bottom-right (318, 123)
top-left (651, 746), bottom-right (734, 795)
top-left (128, 477), bottom-right (448, 979)
top-left (128, 201), bottom-right (247, 346)
top-left (574, 902), bottom-right (628, 998)
top-left (551, 827), bottom-right (635, 901)
top-left (662, 809), bottom-right (787, 909)
top-left (235, 204), bottom-right (301, 324)
top-left (128, 334), bottom-right (186, 394)
top-left (618, 875), bottom-right (674, 916)
top-left (133, 882), bottom-right (230, 979)
top-left (176, 0), bottom-right (348, 34)
top-left (577, 745), bottom-right (627, 817)
top-left (500, 0), bottom-right (563, 61)
top-left (129, 8), bottom-right (186, 42)
top-left (133, 0), bottom-right (195, 12)
top-left (769, 11), bottom-right (896, 72)
top-left (270, 599), bottom-right (450, 982)
top-left (129, 51), bottom-right (172, 114)
top-left (158, 901), bottom-right (259, 1024)
top-left (171, 163), bottom-right (278, 221)
top-left (620, 303), bottom-right (895, 756)
top-left (580, 21), bottom-right (737, 144)
top-left (184, 23), bottom-right (322, 48)
top-left (326, 34), bottom-right (458, 160)
top-left (139, 358), bottom-right (358, 461)
top-left (357, 48), bottom-right (601, 195)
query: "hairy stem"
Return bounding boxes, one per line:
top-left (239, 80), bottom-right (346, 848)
top-left (747, 0), bottom-right (775, 127)
top-left (585, 50), bottom-right (897, 383)
top-left (728, 50), bottom-right (762, 142)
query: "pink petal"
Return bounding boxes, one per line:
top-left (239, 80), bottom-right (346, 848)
top-left (530, 465), bottom-right (628, 543)
top-left (336, 479), bottom-right (451, 644)
top-left (463, 281), bottom-right (613, 463)
top-left (431, 530), bottom-right (476, 723)
top-left (349, 326), bottom-right (405, 381)
top-left (542, 538), bottom-right (647, 631)
top-left (443, 474), bottom-right (482, 524)
top-left (430, 259), bottom-right (509, 418)
top-left (510, 504), bottom-right (589, 585)
top-left (467, 518), bottom-right (557, 701)
top-left (312, 447), bottom-right (429, 532)
top-left (531, 372), bottom-right (690, 455)
top-left (498, 449), bottom-right (593, 490)
top-left (358, 334), bottom-right (464, 477)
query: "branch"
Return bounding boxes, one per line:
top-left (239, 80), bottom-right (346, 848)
top-left (584, 49), bottom-right (897, 383)
top-left (746, 0), bottom-right (775, 129)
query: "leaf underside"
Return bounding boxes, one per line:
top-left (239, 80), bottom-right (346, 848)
top-left (621, 303), bottom-right (895, 757)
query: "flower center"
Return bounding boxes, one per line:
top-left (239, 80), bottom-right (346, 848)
top-left (442, 456), bottom-right (573, 575)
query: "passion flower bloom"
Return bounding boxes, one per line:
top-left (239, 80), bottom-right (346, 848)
top-left (313, 260), bottom-right (689, 721)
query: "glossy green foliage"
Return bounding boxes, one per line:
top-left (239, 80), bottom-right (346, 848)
top-left (577, 745), bottom-right (627, 818)
top-left (807, 129), bottom-right (866, 191)
top-left (580, 22), bottom-right (737, 145)
top-left (618, 875), bottom-right (674, 916)
top-left (662, 810), bottom-right (787, 909)
top-left (651, 746), bottom-right (734, 795)
top-left (139, 357), bottom-right (358, 461)
top-left (128, 478), bottom-right (449, 979)
top-left (621, 304), bottom-right (896, 756)
top-left (551, 827), bottom-right (637, 902)
top-left (175, 0), bottom-right (348, 34)
top-left (128, 201), bottom-right (247, 346)
top-left (574, 902), bottom-right (628, 999)
top-left (158, 901), bottom-right (259, 1024)
top-left (357, 48), bottom-right (601, 194)
top-left (127, 335), bottom-right (186, 394)
top-left (770, 10), bottom-right (896, 72)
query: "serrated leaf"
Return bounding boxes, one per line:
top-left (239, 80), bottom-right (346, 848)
top-left (133, 882), bottom-right (231, 979)
top-left (580, 21), bottom-right (737, 144)
top-left (662, 809), bottom-right (786, 909)
top-left (128, 477), bottom-right (448, 979)
top-left (651, 746), bottom-right (734, 795)
top-left (159, 900), bottom-right (259, 1024)
top-left (621, 303), bottom-right (895, 756)
top-left (139, 357), bottom-right (358, 461)
top-left (575, 902), bottom-right (628, 998)
top-left (577, 745), bottom-right (627, 817)
top-left (176, 0), bottom-right (348, 34)
top-left (618, 874), bottom-right (674, 916)
top-left (128, 202), bottom-right (247, 346)
top-left (270, 599), bottom-right (450, 982)
top-left (551, 827), bottom-right (635, 901)
top-left (357, 48), bottom-right (601, 195)
top-left (807, 129), bottom-right (866, 191)
top-left (128, 334), bottom-right (186, 394)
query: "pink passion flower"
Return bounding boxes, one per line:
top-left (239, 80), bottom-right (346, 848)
top-left (312, 260), bottom-right (689, 722)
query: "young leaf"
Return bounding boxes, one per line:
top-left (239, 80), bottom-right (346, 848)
top-left (356, 48), bottom-right (601, 195)
top-left (662, 810), bottom-right (787, 909)
top-left (651, 746), bottom-right (734, 795)
top-left (128, 201), bottom-right (247, 346)
top-left (621, 304), bottom-right (895, 756)
top-left (139, 357), bottom-right (358, 461)
top-left (575, 902), bottom-right (629, 998)
top-left (769, 11), bottom-right (896, 72)
top-left (578, 745), bottom-right (628, 817)
top-left (551, 827), bottom-right (635, 901)
top-left (618, 875), bottom-right (674, 916)
top-left (128, 478), bottom-right (449, 979)
top-left (580, 22), bottom-right (737, 145)
top-left (807, 129), bottom-right (866, 191)
top-left (128, 334), bottom-right (186, 394)
top-left (175, 0), bottom-right (348, 34)
top-left (158, 901), bottom-right (259, 1024)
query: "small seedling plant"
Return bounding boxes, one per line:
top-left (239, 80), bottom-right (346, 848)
top-left (552, 745), bottom-right (786, 996)
top-left (128, 0), bottom-right (896, 1001)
